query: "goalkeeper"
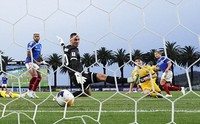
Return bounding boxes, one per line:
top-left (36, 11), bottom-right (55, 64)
top-left (127, 57), bottom-right (162, 98)
top-left (57, 33), bottom-right (135, 97)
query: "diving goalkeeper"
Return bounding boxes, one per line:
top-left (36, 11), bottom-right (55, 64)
top-left (57, 33), bottom-right (136, 97)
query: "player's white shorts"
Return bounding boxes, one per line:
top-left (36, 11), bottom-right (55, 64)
top-left (25, 63), bottom-right (40, 70)
top-left (161, 70), bottom-right (173, 82)
top-left (2, 84), bottom-right (7, 87)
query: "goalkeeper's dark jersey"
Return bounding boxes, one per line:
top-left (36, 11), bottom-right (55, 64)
top-left (62, 44), bottom-right (83, 77)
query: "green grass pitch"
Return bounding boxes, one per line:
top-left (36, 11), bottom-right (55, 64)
top-left (0, 91), bottom-right (200, 124)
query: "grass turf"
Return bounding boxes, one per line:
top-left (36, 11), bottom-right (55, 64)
top-left (0, 91), bottom-right (200, 124)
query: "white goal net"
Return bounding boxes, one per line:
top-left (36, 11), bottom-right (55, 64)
top-left (0, 0), bottom-right (200, 124)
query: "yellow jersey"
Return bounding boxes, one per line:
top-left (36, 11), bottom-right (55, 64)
top-left (132, 65), bottom-right (155, 80)
top-left (131, 65), bottom-right (161, 92)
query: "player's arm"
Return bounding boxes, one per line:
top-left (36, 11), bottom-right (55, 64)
top-left (57, 36), bottom-right (65, 47)
top-left (140, 67), bottom-right (157, 83)
top-left (165, 61), bottom-right (172, 72)
top-left (128, 66), bottom-right (139, 84)
top-left (144, 73), bottom-right (157, 80)
top-left (27, 50), bottom-right (38, 63)
top-left (126, 83), bottom-right (134, 94)
top-left (56, 36), bottom-right (69, 66)
top-left (38, 54), bottom-right (50, 67)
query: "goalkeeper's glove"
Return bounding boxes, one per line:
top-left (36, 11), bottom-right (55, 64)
top-left (56, 36), bottom-right (65, 46)
top-left (74, 72), bottom-right (87, 84)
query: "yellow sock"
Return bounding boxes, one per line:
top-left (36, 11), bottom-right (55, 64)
top-left (10, 93), bottom-right (19, 98)
top-left (150, 92), bottom-right (157, 97)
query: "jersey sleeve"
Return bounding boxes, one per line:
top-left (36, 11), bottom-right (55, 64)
top-left (148, 66), bottom-right (155, 75)
top-left (131, 70), bottom-right (135, 77)
top-left (27, 41), bottom-right (33, 50)
top-left (164, 57), bottom-right (171, 64)
top-left (151, 65), bottom-right (157, 71)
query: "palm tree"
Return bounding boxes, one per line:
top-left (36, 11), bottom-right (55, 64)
top-left (46, 53), bottom-right (62, 89)
top-left (97, 47), bottom-right (113, 87)
top-left (143, 49), bottom-right (157, 65)
top-left (160, 41), bottom-right (180, 85)
top-left (132, 49), bottom-right (143, 60)
top-left (111, 48), bottom-right (129, 78)
top-left (178, 46), bottom-right (199, 84)
top-left (2, 56), bottom-right (14, 72)
top-left (81, 53), bottom-right (95, 72)
top-left (130, 49), bottom-right (143, 66)
top-left (111, 48), bottom-right (129, 86)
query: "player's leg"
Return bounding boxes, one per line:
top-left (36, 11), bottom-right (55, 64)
top-left (5, 84), bottom-right (7, 91)
top-left (0, 90), bottom-right (7, 98)
top-left (160, 72), bottom-right (171, 97)
top-left (1, 84), bottom-right (7, 91)
top-left (71, 73), bottom-right (91, 97)
top-left (152, 81), bottom-right (163, 98)
top-left (167, 83), bottom-right (185, 95)
top-left (142, 88), bottom-right (157, 97)
top-left (9, 92), bottom-right (19, 98)
top-left (168, 84), bottom-right (181, 91)
top-left (153, 79), bottom-right (162, 93)
top-left (26, 63), bottom-right (37, 93)
top-left (2, 84), bottom-right (5, 91)
top-left (72, 86), bottom-right (91, 97)
top-left (31, 70), bottom-right (42, 98)
top-left (96, 73), bottom-right (130, 84)
top-left (26, 63), bottom-right (38, 98)
top-left (142, 82), bottom-right (158, 97)
top-left (85, 86), bottom-right (92, 96)
top-left (31, 64), bottom-right (41, 98)
top-left (136, 84), bottom-right (141, 92)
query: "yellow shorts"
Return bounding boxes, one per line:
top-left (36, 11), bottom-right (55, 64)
top-left (140, 79), bottom-right (161, 92)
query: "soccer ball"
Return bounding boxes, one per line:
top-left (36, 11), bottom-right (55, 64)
top-left (55, 89), bottom-right (74, 107)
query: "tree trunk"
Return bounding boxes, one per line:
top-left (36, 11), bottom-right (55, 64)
top-left (103, 67), bottom-right (107, 87)
top-left (53, 72), bottom-right (57, 91)
top-left (120, 67), bottom-right (124, 86)
top-left (190, 66), bottom-right (193, 85)
top-left (171, 64), bottom-right (175, 85)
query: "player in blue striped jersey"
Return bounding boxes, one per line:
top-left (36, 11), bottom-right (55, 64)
top-left (25, 33), bottom-right (49, 98)
top-left (154, 51), bottom-right (185, 97)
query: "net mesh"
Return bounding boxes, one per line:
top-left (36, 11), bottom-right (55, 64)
top-left (0, 0), bottom-right (200, 124)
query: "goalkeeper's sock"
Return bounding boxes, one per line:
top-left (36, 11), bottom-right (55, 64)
top-left (161, 84), bottom-right (170, 95)
top-left (106, 76), bottom-right (128, 84)
top-left (29, 77), bottom-right (37, 90)
top-left (168, 86), bottom-right (181, 91)
top-left (32, 77), bottom-right (42, 91)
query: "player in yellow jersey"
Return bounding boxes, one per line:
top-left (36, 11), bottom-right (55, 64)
top-left (127, 57), bottom-right (162, 97)
top-left (0, 90), bottom-right (26, 98)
